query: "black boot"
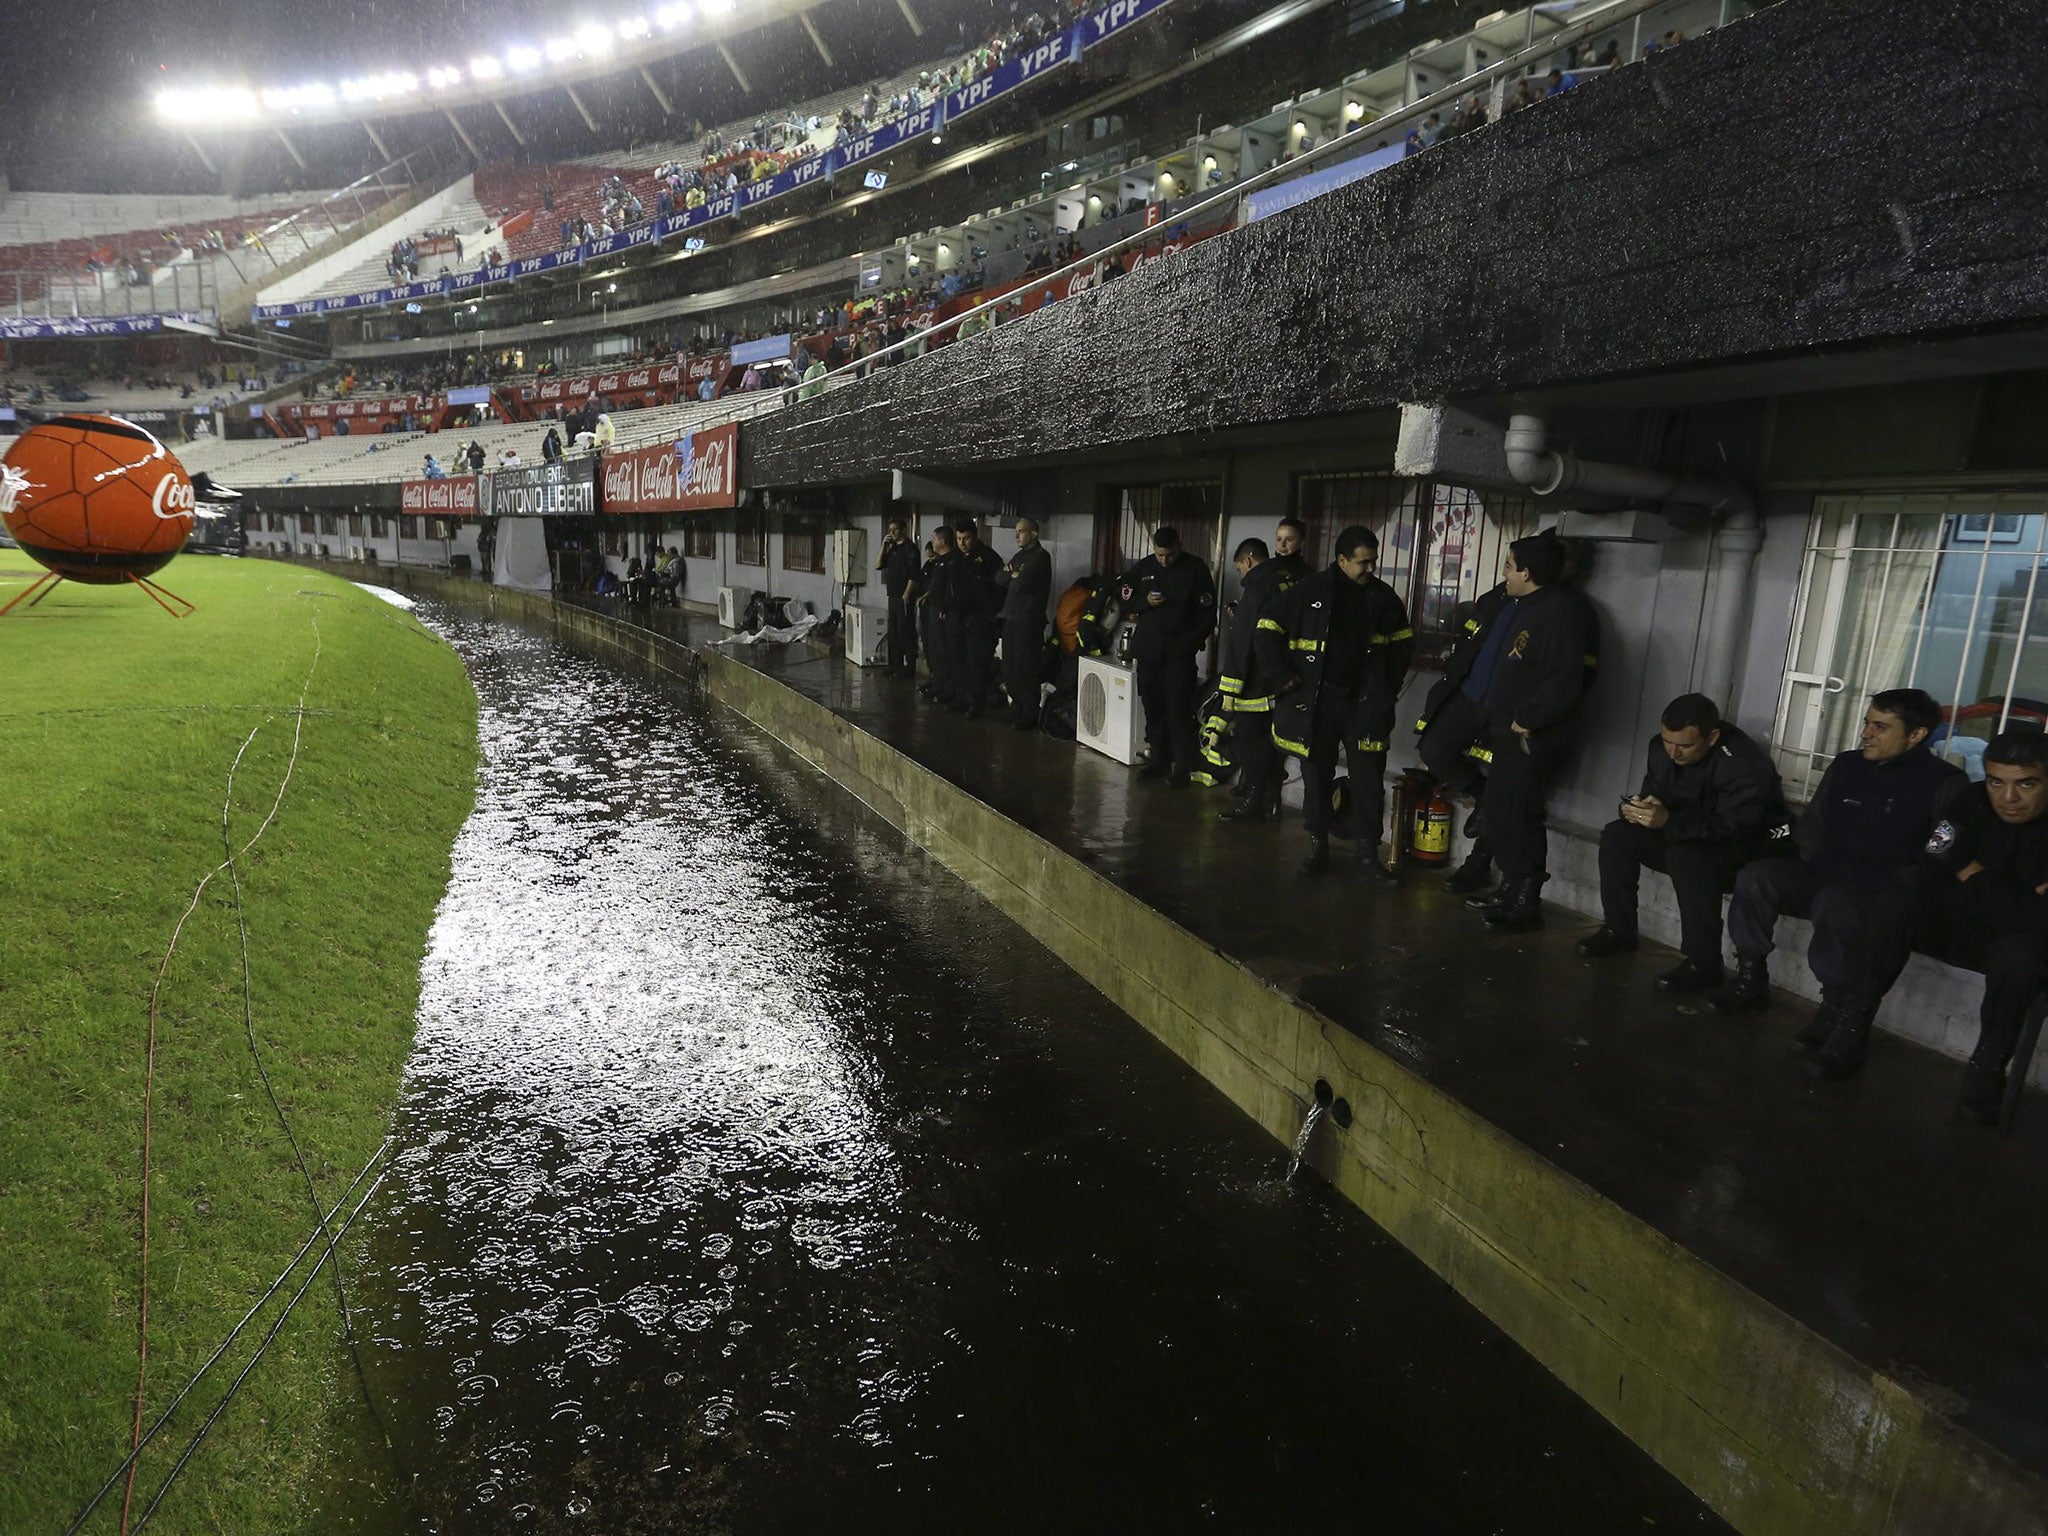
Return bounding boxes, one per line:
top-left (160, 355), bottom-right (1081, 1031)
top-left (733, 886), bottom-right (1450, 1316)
top-left (1356, 842), bottom-right (1401, 886)
top-left (1446, 851), bottom-right (1494, 895)
top-left (1788, 996), bottom-right (1841, 1057)
top-left (1217, 792), bottom-right (1270, 824)
top-left (1709, 954), bottom-right (1771, 1014)
top-left (1483, 875), bottom-right (1545, 931)
top-left (1300, 835), bottom-right (1330, 875)
top-left (1804, 1002), bottom-right (1875, 1081)
top-left (1956, 1057), bottom-right (2009, 1128)
top-left (1575, 925), bottom-right (1637, 959)
top-left (1137, 756), bottom-right (1169, 780)
top-left (1656, 956), bottom-right (1725, 994)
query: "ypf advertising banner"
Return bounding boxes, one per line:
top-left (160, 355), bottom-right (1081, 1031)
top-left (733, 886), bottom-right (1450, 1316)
top-left (600, 422), bottom-right (738, 513)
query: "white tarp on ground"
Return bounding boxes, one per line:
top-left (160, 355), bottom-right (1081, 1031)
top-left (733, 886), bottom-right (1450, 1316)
top-left (494, 516), bottom-right (553, 593)
top-left (708, 598), bottom-right (821, 646)
top-left (351, 582), bottom-right (417, 610)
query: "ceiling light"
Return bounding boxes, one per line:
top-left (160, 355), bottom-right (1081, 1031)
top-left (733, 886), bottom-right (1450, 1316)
top-left (1293, 119), bottom-right (1307, 134)
top-left (1345, 99), bottom-right (1364, 120)
top-left (656, 1), bottom-right (693, 24)
top-left (1203, 154), bottom-right (1217, 169)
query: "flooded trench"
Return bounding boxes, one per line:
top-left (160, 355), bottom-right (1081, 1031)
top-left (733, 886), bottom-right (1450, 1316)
top-left (350, 605), bottom-right (1724, 1534)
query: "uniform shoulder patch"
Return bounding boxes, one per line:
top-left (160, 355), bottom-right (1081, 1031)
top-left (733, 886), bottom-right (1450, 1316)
top-left (1926, 820), bottom-right (1957, 855)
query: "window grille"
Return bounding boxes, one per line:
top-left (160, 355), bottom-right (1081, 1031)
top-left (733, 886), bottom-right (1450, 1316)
top-left (348, 512), bottom-right (365, 537)
top-left (783, 515), bottom-right (827, 574)
top-left (1292, 475), bottom-right (1538, 659)
top-left (684, 521), bottom-right (715, 559)
top-left (734, 508), bottom-right (766, 566)
top-left (1094, 481), bottom-right (1223, 576)
top-left (1773, 491), bottom-right (2048, 801)
top-left (400, 516), bottom-right (420, 540)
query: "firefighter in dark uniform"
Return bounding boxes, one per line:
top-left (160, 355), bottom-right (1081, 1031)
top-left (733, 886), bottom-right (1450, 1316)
top-left (912, 526), bottom-right (957, 703)
top-left (1000, 516), bottom-right (1053, 729)
top-left (1256, 525), bottom-right (1414, 878)
top-left (1464, 532), bottom-right (1599, 930)
top-left (876, 514), bottom-right (923, 679)
top-left (1813, 729), bottom-right (2048, 1124)
top-left (1116, 526), bottom-right (1217, 783)
top-left (947, 517), bottom-right (1006, 717)
top-left (1269, 516), bottom-right (1309, 584)
top-left (1215, 536), bottom-right (1297, 822)
top-left (1414, 531), bottom-right (1599, 903)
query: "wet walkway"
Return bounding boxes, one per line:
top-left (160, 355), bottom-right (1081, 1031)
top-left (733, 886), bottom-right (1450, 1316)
top-left (355, 604), bottom-right (1726, 1533)
top-left (575, 594), bottom-right (2048, 1486)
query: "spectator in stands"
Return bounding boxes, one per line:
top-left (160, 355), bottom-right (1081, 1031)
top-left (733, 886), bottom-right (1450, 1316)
top-left (499, 447), bottom-right (521, 468)
top-left (1576, 693), bottom-right (1790, 993)
top-left (543, 183), bottom-right (556, 212)
top-left (466, 440), bottom-right (487, 474)
top-left (798, 355), bottom-right (828, 400)
top-left (423, 453), bottom-right (447, 479)
top-left (542, 424), bottom-right (563, 463)
top-left (1708, 689), bottom-right (1963, 1029)
top-left (1809, 729), bottom-right (2048, 1123)
top-left (1546, 67), bottom-right (1578, 95)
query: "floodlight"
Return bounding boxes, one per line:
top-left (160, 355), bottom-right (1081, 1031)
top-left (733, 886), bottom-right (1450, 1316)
top-left (427, 67), bottom-right (463, 89)
top-left (470, 56), bottom-right (503, 79)
top-left (506, 46), bottom-right (542, 71)
top-left (656, 3), bottom-right (693, 27)
top-left (700, 0), bottom-right (733, 16)
top-left (575, 24), bottom-right (614, 53)
top-left (618, 15), bottom-right (651, 38)
top-left (545, 37), bottom-right (578, 62)
top-left (262, 82), bottom-right (335, 113)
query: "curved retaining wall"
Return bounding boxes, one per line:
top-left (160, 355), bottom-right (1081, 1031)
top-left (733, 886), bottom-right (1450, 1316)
top-left (371, 565), bottom-right (2048, 1536)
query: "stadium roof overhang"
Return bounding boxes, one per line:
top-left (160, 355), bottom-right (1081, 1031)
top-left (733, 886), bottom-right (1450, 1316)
top-left (160, 0), bottom-right (841, 133)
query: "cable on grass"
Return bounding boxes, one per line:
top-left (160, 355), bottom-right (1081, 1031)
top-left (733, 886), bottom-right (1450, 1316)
top-left (64, 1139), bottom-right (391, 1536)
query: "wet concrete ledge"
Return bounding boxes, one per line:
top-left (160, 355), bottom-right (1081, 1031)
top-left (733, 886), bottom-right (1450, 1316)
top-left (348, 564), bottom-right (2048, 1536)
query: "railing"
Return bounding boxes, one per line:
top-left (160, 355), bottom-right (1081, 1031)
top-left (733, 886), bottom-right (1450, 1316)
top-left (616, 0), bottom-right (1716, 447)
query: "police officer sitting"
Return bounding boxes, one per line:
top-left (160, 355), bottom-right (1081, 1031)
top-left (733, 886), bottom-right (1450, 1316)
top-left (1577, 694), bottom-right (1789, 992)
top-left (1256, 525), bottom-right (1413, 878)
top-left (1811, 729), bottom-right (2048, 1124)
top-left (1215, 536), bottom-right (1296, 824)
top-left (1116, 527), bottom-right (1217, 785)
top-left (1711, 688), bottom-right (1964, 1035)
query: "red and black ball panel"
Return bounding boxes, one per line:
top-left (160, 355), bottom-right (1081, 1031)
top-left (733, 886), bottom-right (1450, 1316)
top-left (1, 414), bottom-right (195, 583)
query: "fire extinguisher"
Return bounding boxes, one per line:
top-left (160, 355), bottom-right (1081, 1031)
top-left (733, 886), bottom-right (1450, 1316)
top-left (1411, 784), bottom-right (1453, 865)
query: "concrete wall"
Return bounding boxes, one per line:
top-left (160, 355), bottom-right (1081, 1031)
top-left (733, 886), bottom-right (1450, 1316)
top-left (373, 565), bottom-right (2048, 1536)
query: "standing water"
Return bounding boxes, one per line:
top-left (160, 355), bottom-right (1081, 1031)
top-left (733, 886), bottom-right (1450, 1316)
top-left (342, 609), bottom-right (1725, 1534)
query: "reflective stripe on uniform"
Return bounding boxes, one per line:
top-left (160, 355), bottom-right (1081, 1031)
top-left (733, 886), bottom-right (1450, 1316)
top-left (1289, 638), bottom-right (1323, 652)
top-left (1273, 732), bottom-right (1311, 756)
top-left (1229, 695), bottom-right (1275, 714)
top-left (1190, 771), bottom-right (1225, 787)
top-left (1465, 745), bottom-right (1495, 764)
top-left (1585, 653), bottom-right (1599, 669)
top-left (1256, 617), bottom-right (1286, 633)
top-left (1372, 628), bottom-right (1413, 644)
top-left (1218, 675), bottom-right (1244, 695)
top-left (1354, 738), bottom-right (1389, 753)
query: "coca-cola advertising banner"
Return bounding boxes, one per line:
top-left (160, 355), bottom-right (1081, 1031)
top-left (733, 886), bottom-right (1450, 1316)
top-left (295, 395), bottom-right (428, 421)
top-left (400, 478), bottom-right (480, 516)
top-left (600, 423), bottom-right (738, 513)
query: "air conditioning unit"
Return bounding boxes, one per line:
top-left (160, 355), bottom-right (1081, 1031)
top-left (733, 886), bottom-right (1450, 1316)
top-left (830, 527), bottom-right (868, 585)
top-left (843, 602), bottom-right (888, 667)
top-left (717, 585), bottom-right (758, 628)
top-left (347, 544), bottom-right (365, 561)
top-left (1076, 654), bottom-right (1148, 765)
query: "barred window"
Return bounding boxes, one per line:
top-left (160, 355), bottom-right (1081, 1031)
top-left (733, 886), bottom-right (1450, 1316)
top-left (1293, 474), bottom-right (1537, 660)
top-left (684, 520), bottom-right (715, 559)
top-left (400, 516), bottom-right (420, 540)
top-left (1094, 481), bottom-right (1223, 575)
top-left (1773, 491), bottom-right (2048, 800)
top-left (783, 515), bottom-right (827, 574)
top-left (735, 508), bottom-right (766, 566)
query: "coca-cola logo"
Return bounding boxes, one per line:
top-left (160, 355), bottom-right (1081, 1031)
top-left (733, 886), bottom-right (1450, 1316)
top-left (152, 474), bottom-right (195, 520)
